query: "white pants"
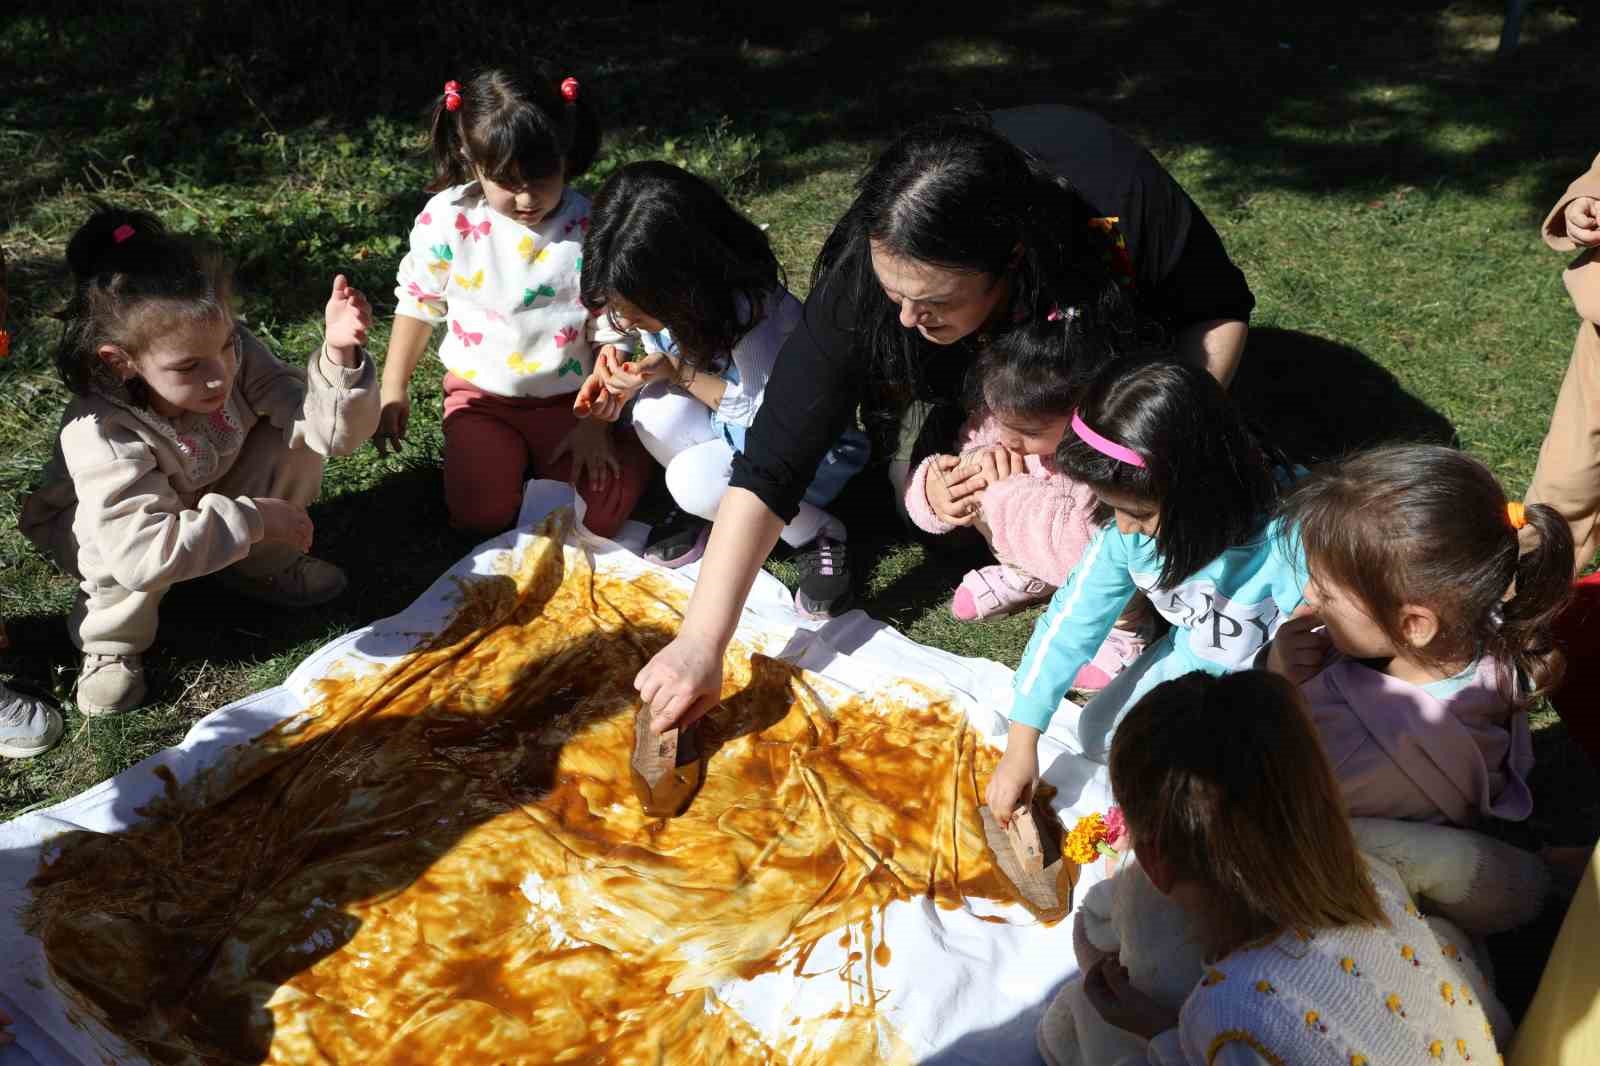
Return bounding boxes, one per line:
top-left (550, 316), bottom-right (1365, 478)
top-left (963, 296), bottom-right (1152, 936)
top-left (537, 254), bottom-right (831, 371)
top-left (631, 384), bottom-right (844, 548)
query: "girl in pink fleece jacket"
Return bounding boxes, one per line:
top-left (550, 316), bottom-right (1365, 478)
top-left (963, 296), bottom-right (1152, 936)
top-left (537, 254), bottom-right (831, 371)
top-left (904, 315), bottom-right (1144, 688)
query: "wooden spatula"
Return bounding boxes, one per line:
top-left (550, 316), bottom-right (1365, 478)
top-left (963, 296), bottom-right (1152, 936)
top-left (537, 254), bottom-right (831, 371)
top-left (630, 705), bottom-right (705, 818)
top-left (980, 799), bottom-right (1071, 916)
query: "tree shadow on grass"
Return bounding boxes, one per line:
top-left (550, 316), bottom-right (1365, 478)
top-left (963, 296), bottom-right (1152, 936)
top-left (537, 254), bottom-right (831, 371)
top-left (1234, 326), bottom-right (1459, 465)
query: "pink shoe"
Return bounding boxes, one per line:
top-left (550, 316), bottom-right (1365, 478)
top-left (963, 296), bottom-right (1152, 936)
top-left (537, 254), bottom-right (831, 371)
top-left (1071, 626), bottom-right (1145, 693)
top-left (950, 565), bottom-right (1052, 621)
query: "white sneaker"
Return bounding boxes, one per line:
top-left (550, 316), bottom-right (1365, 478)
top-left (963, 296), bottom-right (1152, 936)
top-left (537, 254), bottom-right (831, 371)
top-left (76, 652), bottom-right (146, 717)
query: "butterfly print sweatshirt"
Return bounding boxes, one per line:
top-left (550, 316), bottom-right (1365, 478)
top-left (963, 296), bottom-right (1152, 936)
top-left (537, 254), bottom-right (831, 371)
top-left (393, 182), bottom-right (629, 399)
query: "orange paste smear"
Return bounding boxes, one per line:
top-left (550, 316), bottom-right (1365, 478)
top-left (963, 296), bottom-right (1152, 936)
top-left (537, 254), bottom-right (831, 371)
top-left (28, 513), bottom-right (1072, 1065)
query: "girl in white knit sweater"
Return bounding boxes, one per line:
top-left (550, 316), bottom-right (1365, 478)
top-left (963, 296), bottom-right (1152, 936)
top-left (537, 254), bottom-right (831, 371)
top-left (1065, 670), bottom-right (1511, 1065)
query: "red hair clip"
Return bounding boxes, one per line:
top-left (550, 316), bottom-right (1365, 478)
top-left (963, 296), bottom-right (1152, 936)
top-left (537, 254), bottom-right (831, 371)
top-left (443, 80), bottom-right (462, 112)
top-left (560, 77), bottom-right (580, 103)
top-left (112, 224), bottom-right (136, 244)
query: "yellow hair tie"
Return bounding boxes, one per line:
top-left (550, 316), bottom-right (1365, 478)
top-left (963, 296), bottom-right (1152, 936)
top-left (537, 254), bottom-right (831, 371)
top-left (1506, 501), bottom-right (1527, 530)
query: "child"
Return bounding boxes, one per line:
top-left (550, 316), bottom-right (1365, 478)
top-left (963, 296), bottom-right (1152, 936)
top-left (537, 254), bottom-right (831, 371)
top-left (1526, 151), bottom-right (1600, 574)
top-left (572, 161), bottom-right (868, 616)
top-left (987, 357), bottom-right (1307, 818)
top-left (377, 67), bottom-right (651, 537)
top-left (1269, 444), bottom-right (1573, 825)
top-left (1042, 670), bottom-right (1511, 1064)
top-left (1, 243), bottom-right (63, 757)
top-left (904, 315), bottom-right (1142, 685)
top-left (19, 208), bottom-right (379, 716)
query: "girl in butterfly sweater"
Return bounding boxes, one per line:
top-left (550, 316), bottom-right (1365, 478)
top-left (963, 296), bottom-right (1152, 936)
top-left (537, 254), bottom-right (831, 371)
top-left (379, 67), bottom-right (650, 536)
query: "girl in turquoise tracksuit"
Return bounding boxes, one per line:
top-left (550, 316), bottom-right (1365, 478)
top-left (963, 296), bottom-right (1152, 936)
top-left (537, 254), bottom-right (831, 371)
top-left (987, 356), bottom-right (1309, 822)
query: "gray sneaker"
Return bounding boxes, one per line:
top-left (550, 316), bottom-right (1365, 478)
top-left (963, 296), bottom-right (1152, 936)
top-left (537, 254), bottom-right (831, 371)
top-left (0, 682), bottom-right (64, 759)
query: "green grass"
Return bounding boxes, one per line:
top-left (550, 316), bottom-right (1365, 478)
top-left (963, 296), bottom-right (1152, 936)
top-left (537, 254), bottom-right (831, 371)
top-left (1, 0), bottom-right (1597, 1009)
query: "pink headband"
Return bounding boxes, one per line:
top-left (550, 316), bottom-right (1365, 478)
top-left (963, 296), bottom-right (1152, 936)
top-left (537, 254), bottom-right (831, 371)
top-left (1071, 412), bottom-right (1145, 468)
top-left (112, 224), bottom-right (136, 244)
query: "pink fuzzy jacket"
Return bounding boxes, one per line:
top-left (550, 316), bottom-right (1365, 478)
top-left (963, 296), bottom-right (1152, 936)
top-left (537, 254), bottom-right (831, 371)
top-left (903, 410), bottom-right (1099, 586)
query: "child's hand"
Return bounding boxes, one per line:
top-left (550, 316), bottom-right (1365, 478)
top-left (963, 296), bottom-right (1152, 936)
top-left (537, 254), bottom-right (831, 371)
top-left (553, 419), bottom-right (622, 493)
top-left (925, 453), bottom-right (985, 526)
top-left (573, 370), bottom-right (624, 421)
top-left (968, 445), bottom-right (1027, 484)
top-left (1083, 956), bottom-right (1179, 1040)
top-left (324, 275), bottom-right (373, 367)
top-left (1266, 604), bottom-right (1331, 685)
top-left (985, 735), bottom-right (1040, 828)
top-left (253, 497), bottom-right (314, 553)
top-left (374, 383), bottom-right (410, 455)
top-left (1565, 196), bottom-right (1600, 248)
top-left (605, 352), bottom-right (676, 396)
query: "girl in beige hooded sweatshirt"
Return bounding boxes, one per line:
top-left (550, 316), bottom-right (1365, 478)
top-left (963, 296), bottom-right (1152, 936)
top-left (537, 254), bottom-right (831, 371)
top-left (20, 208), bottom-right (380, 715)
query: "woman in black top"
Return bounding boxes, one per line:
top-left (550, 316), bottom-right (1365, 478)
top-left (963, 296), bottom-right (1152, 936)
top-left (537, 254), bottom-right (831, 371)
top-left (635, 106), bottom-right (1254, 729)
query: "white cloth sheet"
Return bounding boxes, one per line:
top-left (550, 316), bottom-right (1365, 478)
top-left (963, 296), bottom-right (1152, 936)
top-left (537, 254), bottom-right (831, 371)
top-left (0, 480), bottom-right (1114, 1064)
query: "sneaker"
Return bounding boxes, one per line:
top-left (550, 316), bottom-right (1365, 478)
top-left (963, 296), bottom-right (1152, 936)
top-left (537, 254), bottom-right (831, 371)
top-left (951, 564), bottom-right (1052, 621)
top-left (794, 536), bottom-right (853, 618)
top-left (1070, 626), bottom-right (1146, 694)
top-left (217, 554), bottom-right (348, 609)
top-left (0, 682), bottom-right (64, 758)
top-left (643, 508), bottom-right (711, 569)
top-left (76, 652), bottom-right (146, 717)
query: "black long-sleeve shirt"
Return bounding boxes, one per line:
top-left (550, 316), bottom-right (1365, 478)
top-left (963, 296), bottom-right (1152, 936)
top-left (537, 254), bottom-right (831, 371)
top-left (731, 105), bottom-right (1254, 522)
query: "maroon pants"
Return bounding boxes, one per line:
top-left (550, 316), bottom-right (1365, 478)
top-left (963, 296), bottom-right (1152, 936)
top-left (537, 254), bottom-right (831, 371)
top-left (441, 373), bottom-right (651, 538)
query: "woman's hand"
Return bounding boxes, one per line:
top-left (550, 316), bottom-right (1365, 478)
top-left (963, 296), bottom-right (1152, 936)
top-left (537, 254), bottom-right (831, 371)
top-left (1565, 196), bottom-right (1600, 247)
top-left (324, 274), bottom-right (372, 367)
top-left (1083, 956), bottom-right (1179, 1040)
top-left (552, 419), bottom-right (621, 493)
top-left (253, 497), bottom-right (314, 552)
top-left (1265, 604), bottom-right (1331, 685)
top-left (636, 631), bottom-right (724, 731)
top-left (925, 453), bottom-right (986, 526)
top-left (985, 729), bottom-right (1040, 827)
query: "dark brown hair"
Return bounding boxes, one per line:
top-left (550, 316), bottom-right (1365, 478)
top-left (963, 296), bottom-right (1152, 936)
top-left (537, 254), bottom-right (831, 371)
top-left (580, 161), bottom-right (781, 374)
top-left (1110, 670), bottom-right (1386, 955)
top-left (1284, 445), bottom-right (1573, 701)
top-left (427, 65), bottom-right (599, 192)
top-left (55, 206), bottom-right (233, 398)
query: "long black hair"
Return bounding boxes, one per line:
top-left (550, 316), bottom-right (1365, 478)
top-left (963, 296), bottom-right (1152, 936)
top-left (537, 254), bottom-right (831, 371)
top-left (812, 114), bottom-right (1143, 452)
top-left (427, 64), bottom-right (600, 191)
top-left (55, 206), bottom-right (232, 398)
top-left (580, 161), bottom-right (782, 373)
top-left (1058, 357), bottom-right (1285, 588)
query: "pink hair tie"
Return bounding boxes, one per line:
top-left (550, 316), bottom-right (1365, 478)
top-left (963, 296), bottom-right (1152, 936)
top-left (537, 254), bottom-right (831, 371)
top-left (1071, 411), bottom-right (1145, 468)
top-left (443, 80), bottom-right (462, 112)
top-left (560, 77), bottom-right (579, 103)
top-left (112, 224), bottom-right (136, 244)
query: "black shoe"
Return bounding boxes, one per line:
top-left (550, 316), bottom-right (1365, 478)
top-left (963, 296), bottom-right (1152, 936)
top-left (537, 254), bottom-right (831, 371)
top-left (643, 508), bottom-right (711, 568)
top-left (794, 536), bottom-right (854, 618)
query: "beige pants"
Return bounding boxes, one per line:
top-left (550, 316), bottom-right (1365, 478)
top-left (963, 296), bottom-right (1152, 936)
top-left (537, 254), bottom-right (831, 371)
top-left (66, 423), bottom-right (325, 654)
top-left (1526, 322), bottom-right (1600, 575)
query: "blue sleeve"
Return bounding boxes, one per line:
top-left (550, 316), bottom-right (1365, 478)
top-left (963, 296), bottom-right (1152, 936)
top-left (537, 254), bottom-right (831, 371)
top-left (1010, 527), bottom-right (1137, 731)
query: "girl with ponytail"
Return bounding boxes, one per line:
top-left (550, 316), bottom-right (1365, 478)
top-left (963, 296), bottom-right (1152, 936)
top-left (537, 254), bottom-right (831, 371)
top-left (1269, 443), bottom-right (1574, 826)
top-left (379, 65), bottom-right (652, 537)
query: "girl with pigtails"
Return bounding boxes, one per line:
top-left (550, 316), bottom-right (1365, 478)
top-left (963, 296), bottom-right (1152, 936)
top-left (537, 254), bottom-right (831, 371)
top-left (377, 66), bottom-right (651, 537)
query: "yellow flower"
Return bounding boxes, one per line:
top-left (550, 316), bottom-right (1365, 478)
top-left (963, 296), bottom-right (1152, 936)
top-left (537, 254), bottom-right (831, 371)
top-left (1440, 982), bottom-right (1455, 1005)
top-left (1064, 812), bottom-right (1108, 865)
top-left (1429, 1040), bottom-right (1444, 1058)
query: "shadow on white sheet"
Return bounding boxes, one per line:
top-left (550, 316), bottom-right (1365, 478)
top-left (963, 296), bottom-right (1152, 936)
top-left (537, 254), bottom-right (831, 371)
top-left (0, 479), bottom-right (1113, 1066)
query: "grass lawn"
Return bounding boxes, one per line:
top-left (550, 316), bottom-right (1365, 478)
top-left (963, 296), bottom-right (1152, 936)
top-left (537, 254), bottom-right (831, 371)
top-left (2, 0), bottom-right (1597, 1019)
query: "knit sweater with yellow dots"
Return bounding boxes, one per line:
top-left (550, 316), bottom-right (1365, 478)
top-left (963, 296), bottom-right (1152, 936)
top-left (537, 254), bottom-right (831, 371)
top-left (393, 183), bottom-right (630, 399)
top-left (1142, 859), bottom-right (1510, 1066)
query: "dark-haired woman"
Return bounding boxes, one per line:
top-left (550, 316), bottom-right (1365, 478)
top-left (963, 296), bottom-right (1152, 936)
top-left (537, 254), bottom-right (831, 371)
top-left (574, 162), bottom-right (868, 596)
top-left (636, 106), bottom-right (1254, 730)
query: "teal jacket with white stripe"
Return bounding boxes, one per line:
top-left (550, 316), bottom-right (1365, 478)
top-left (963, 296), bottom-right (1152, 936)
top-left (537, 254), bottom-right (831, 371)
top-left (1010, 516), bottom-right (1311, 732)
